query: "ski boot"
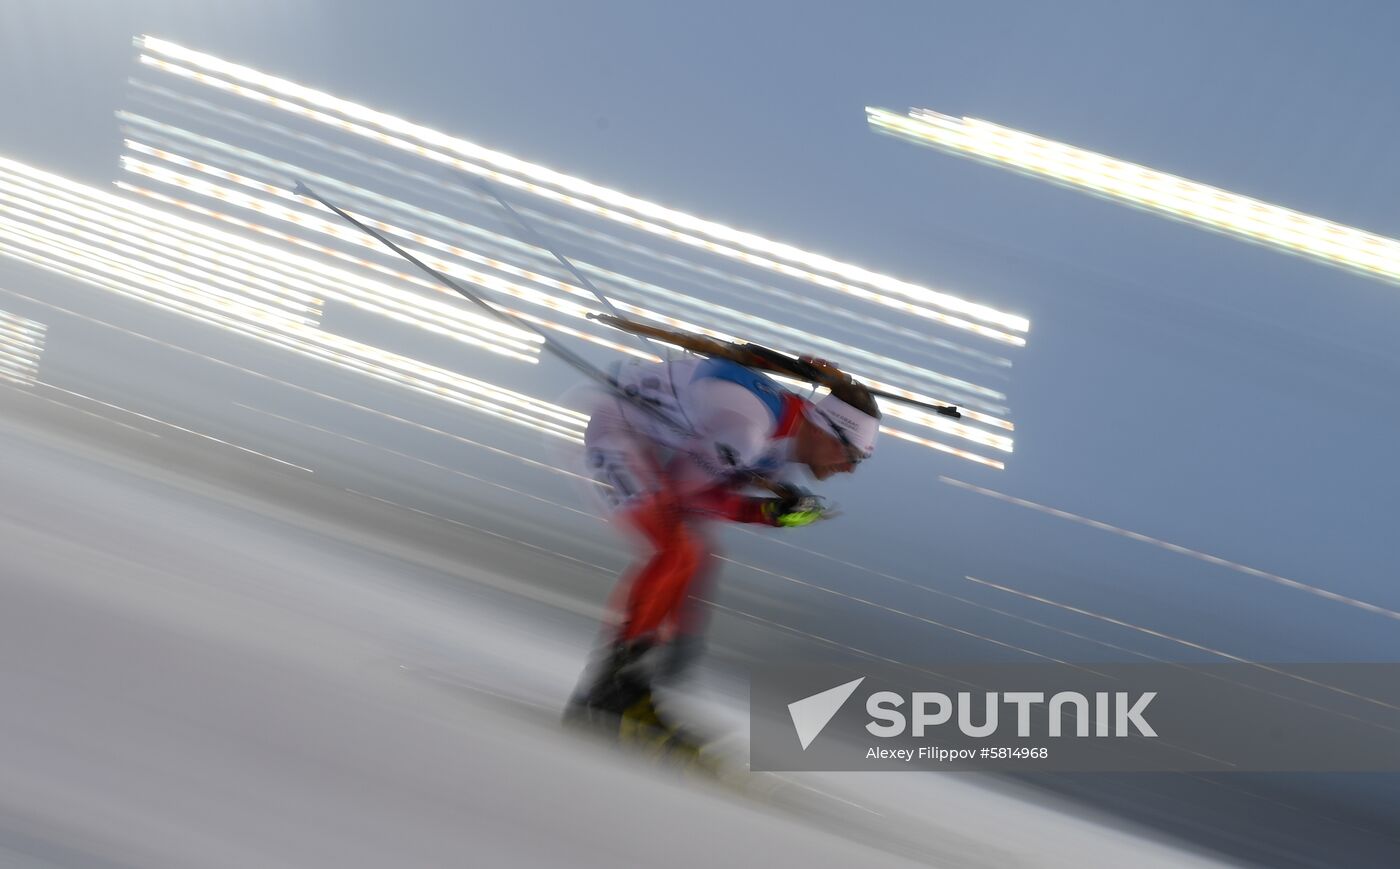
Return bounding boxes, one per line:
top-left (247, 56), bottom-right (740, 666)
top-left (565, 640), bottom-right (718, 772)
top-left (563, 639), bottom-right (654, 729)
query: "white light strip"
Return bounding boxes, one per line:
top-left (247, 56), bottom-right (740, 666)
top-left (0, 309), bottom-right (44, 386)
top-left (0, 229), bottom-right (991, 463)
top-left (137, 42), bottom-right (1029, 342)
top-left (0, 173), bottom-right (538, 363)
top-left (116, 182), bottom-right (659, 363)
top-left (0, 154), bottom-right (537, 351)
top-left (123, 158), bottom-right (1015, 443)
top-left (118, 109), bottom-right (1017, 375)
top-left (41, 381), bottom-right (312, 471)
top-left (0, 235), bottom-right (585, 442)
top-left (0, 184), bottom-right (321, 324)
top-left (1, 166), bottom-right (537, 359)
top-left (882, 401), bottom-right (1012, 451)
top-left (1, 283), bottom-right (597, 478)
top-left (0, 157), bottom-right (325, 309)
top-left (125, 149), bottom-right (609, 309)
top-left (0, 169), bottom-right (322, 310)
top-left (947, 479), bottom-right (1400, 621)
top-left (0, 214), bottom-right (316, 329)
top-left (0, 188), bottom-right (586, 442)
top-left (124, 139), bottom-right (1008, 413)
top-left (871, 107), bottom-right (1400, 283)
top-left (121, 159), bottom-right (601, 320)
top-left (118, 43), bottom-right (1029, 463)
top-left (881, 426), bottom-right (1004, 470)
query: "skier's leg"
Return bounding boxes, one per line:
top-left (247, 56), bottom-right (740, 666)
top-left (617, 500), bottom-right (704, 644)
top-left (657, 525), bottom-right (719, 680)
top-left (569, 408), bottom-right (673, 717)
top-left (569, 494), bottom-right (701, 716)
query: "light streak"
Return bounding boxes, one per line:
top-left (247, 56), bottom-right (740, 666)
top-left (137, 37), bottom-right (1030, 341)
top-left (871, 107), bottom-right (1400, 284)
top-left (944, 477), bottom-right (1400, 621)
top-left (0, 309), bottom-right (45, 385)
top-left (121, 158), bottom-right (1012, 449)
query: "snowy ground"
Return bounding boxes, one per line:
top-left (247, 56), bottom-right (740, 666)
top-left (0, 393), bottom-right (1242, 868)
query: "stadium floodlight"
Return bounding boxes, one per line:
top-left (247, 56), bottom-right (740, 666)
top-left (869, 107), bottom-right (1400, 283)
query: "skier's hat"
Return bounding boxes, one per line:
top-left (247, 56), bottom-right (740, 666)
top-left (803, 383), bottom-right (881, 462)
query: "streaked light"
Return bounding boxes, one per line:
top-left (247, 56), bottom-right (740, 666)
top-left (0, 154), bottom-right (540, 359)
top-left (137, 37), bottom-right (1030, 341)
top-left (0, 184), bottom-right (321, 326)
top-left (239, 403), bottom-right (604, 521)
top-left (2, 229), bottom-right (583, 442)
top-left (0, 161), bottom-right (586, 443)
top-left (2, 383), bottom-right (160, 436)
top-left (964, 575), bottom-right (1400, 713)
top-left (121, 158), bottom-right (599, 319)
top-left (119, 107), bottom-right (1014, 375)
top-left (0, 309), bottom-right (45, 385)
top-left (116, 181), bottom-right (656, 362)
top-left (128, 129), bottom-right (1004, 408)
top-left (116, 39), bottom-right (1035, 466)
top-left (945, 477), bottom-right (1400, 621)
top-left (121, 156), bottom-right (1013, 446)
top-left (0, 213), bottom-right (312, 330)
top-left (5, 281), bottom-right (595, 479)
top-left (870, 107), bottom-right (1400, 284)
top-left (730, 559), bottom-right (1079, 666)
top-left (882, 401), bottom-right (1012, 451)
top-left (41, 381), bottom-right (312, 471)
top-left (882, 427), bottom-right (1004, 470)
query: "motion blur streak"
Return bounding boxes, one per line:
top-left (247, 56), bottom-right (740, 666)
top-left (236, 403), bottom-right (603, 520)
top-left (724, 557), bottom-right (1079, 666)
top-left (139, 36), bottom-right (1029, 335)
top-left (0, 157), bottom-right (540, 359)
top-left (117, 162), bottom-right (1007, 460)
top-left (870, 107), bottom-right (1400, 284)
top-left (121, 42), bottom-right (1028, 466)
top-left (0, 188), bottom-right (321, 324)
top-left (2, 384), bottom-right (159, 436)
top-left (4, 280), bottom-right (593, 487)
top-left (965, 575), bottom-right (1400, 714)
top-left (0, 309), bottom-right (45, 385)
top-left (0, 232), bottom-right (583, 442)
top-left (0, 157), bottom-right (607, 444)
top-left (41, 382), bottom-right (312, 471)
top-left (884, 428), bottom-right (1004, 470)
top-left (736, 520), bottom-right (1400, 732)
top-left (943, 476), bottom-right (1400, 620)
top-left (120, 105), bottom-right (1009, 377)
top-left (114, 182), bottom-right (657, 362)
top-left (141, 47), bottom-right (1025, 344)
top-left (124, 146), bottom-right (1011, 425)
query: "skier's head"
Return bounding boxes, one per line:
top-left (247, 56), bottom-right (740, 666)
top-left (796, 384), bottom-right (880, 480)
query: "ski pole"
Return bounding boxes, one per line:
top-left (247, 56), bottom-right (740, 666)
top-left (471, 178), bottom-right (658, 360)
top-left (291, 180), bottom-right (691, 434)
top-left (293, 182), bottom-right (850, 498)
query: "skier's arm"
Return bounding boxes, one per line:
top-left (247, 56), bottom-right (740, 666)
top-left (681, 485), bottom-right (778, 524)
top-left (681, 482), bottom-right (828, 527)
top-left (673, 379), bottom-right (829, 524)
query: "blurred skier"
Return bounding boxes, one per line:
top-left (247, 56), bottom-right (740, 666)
top-left (566, 353), bottom-right (879, 745)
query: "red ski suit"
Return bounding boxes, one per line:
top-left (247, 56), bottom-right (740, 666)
top-left (581, 357), bottom-right (806, 643)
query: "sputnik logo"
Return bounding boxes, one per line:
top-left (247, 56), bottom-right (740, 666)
top-left (788, 677), bottom-right (865, 750)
